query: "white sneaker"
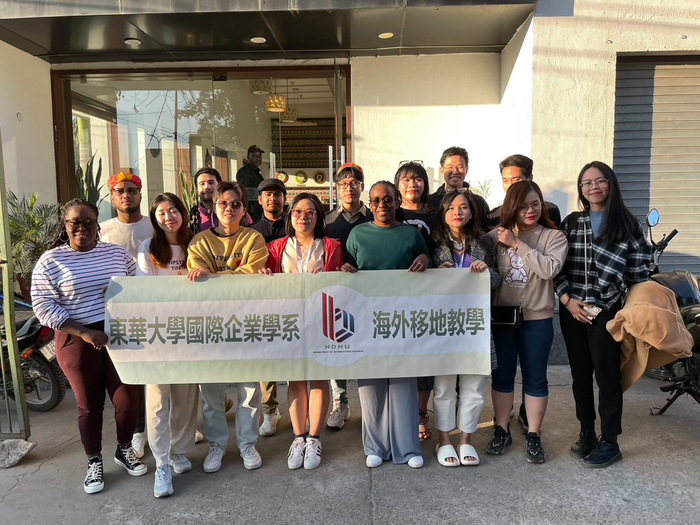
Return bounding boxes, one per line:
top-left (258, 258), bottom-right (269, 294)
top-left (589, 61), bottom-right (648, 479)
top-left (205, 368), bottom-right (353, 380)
top-left (259, 408), bottom-right (281, 437)
top-left (326, 403), bottom-right (350, 431)
top-left (169, 453), bottom-right (192, 474)
top-left (153, 465), bottom-right (173, 498)
top-left (408, 455), bottom-right (424, 469)
top-left (287, 437), bottom-right (306, 470)
top-left (203, 443), bottom-right (226, 473)
top-left (304, 437), bottom-right (322, 470)
top-left (195, 430), bottom-right (204, 444)
top-left (366, 454), bottom-right (383, 468)
top-left (131, 432), bottom-right (147, 458)
top-left (241, 446), bottom-right (262, 470)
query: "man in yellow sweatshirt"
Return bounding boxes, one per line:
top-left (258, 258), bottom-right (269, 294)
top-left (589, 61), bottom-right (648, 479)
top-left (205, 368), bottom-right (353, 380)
top-left (187, 181), bottom-right (269, 474)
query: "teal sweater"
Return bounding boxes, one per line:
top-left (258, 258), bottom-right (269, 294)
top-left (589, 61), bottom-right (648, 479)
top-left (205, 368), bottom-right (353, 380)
top-left (345, 222), bottom-right (429, 270)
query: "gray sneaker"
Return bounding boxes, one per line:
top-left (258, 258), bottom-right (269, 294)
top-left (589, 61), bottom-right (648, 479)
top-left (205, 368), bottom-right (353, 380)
top-left (326, 403), bottom-right (350, 431)
top-left (153, 465), bottom-right (173, 498)
top-left (241, 446), bottom-right (262, 470)
top-left (259, 408), bottom-right (281, 437)
top-left (203, 443), bottom-right (226, 473)
top-left (169, 453), bottom-right (192, 474)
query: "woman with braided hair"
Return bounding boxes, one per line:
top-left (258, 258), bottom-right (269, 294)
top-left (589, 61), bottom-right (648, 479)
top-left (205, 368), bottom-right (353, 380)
top-left (31, 199), bottom-right (146, 494)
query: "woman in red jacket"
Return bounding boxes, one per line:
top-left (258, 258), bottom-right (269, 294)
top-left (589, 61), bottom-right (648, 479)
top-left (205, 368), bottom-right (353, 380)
top-left (261, 193), bottom-right (343, 470)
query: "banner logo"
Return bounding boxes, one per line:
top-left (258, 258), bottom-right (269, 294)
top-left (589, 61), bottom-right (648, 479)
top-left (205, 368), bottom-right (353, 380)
top-left (322, 292), bottom-right (355, 343)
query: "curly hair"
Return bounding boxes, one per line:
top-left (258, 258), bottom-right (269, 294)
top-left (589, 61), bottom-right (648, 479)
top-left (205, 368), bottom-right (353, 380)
top-left (50, 198), bottom-right (100, 248)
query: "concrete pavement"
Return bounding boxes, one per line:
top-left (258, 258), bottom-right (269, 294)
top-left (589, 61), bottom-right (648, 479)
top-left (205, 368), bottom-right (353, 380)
top-left (1, 366), bottom-right (699, 525)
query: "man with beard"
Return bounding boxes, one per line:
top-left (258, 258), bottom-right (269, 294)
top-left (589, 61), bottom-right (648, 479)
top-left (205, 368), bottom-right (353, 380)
top-left (236, 145), bottom-right (265, 222)
top-left (100, 172), bottom-right (153, 458)
top-left (428, 146), bottom-right (490, 231)
top-left (189, 167), bottom-right (222, 234)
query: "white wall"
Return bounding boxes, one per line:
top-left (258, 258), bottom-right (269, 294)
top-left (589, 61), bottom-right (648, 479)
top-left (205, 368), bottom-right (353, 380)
top-left (351, 49), bottom-right (532, 208)
top-left (0, 40), bottom-right (56, 203)
top-left (531, 0), bottom-right (700, 216)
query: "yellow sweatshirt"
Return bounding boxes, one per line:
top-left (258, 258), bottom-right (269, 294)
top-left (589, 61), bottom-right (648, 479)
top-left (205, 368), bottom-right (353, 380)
top-left (187, 227), bottom-right (268, 274)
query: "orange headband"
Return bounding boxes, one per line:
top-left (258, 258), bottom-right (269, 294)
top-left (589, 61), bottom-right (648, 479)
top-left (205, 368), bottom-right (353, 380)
top-left (107, 172), bottom-right (142, 191)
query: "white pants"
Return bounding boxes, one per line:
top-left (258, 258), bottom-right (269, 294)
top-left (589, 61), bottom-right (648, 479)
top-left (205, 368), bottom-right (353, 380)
top-left (146, 384), bottom-right (199, 467)
top-left (433, 374), bottom-right (487, 434)
top-left (200, 382), bottom-right (260, 451)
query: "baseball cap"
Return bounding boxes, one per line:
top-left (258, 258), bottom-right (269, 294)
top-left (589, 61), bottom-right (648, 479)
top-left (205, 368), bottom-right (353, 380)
top-left (258, 178), bottom-right (286, 195)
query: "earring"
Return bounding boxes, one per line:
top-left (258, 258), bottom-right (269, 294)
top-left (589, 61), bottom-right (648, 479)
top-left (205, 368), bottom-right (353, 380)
top-left (59, 230), bottom-right (69, 243)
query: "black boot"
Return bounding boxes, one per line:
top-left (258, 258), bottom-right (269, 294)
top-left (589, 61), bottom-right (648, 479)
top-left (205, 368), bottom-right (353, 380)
top-left (583, 436), bottom-right (621, 469)
top-left (570, 424), bottom-right (596, 459)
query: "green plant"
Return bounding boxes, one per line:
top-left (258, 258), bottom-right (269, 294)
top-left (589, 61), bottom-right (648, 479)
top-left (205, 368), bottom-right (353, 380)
top-left (6, 191), bottom-right (61, 300)
top-left (470, 178), bottom-right (493, 201)
top-left (178, 169), bottom-right (198, 211)
top-left (76, 152), bottom-right (106, 207)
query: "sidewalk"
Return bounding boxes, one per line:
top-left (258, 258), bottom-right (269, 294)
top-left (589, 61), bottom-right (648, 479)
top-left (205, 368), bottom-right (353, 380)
top-left (1, 366), bottom-right (699, 525)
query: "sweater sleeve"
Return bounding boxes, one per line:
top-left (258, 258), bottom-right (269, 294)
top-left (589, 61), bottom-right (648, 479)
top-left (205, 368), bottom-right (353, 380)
top-left (516, 229), bottom-right (569, 280)
top-left (30, 254), bottom-right (70, 331)
top-left (345, 230), bottom-right (359, 268)
top-left (234, 231), bottom-right (269, 275)
top-left (624, 228), bottom-right (652, 285)
top-left (476, 234), bottom-right (501, 291)
top-left (187, 233), bottom-right (216, 273)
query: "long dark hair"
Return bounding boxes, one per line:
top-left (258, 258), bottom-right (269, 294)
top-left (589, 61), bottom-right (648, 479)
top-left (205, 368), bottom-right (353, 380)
top-left (285, 193), bottom-right (325, 239)
top-left (394, 162), bottom-right (432, 211)
top-left (499, 181), bottom-right (555, 230)
top-left (148, 193), bottom-right (194, 268)
top-left (577, 161), bottom-right (642, 243)
top-left (432, 190), bottom-right (481, 248)
top-left (50, 199), bottom-right (99, 248)
top-left (369, 181), bottom-right (404, 222)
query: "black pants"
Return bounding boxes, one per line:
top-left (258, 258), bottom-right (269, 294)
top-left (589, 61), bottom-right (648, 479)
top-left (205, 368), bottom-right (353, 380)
top-left (560, 302), bottom-right (623, 439)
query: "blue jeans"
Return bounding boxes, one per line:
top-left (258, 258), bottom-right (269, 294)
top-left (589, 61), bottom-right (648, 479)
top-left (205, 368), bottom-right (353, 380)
top-left (491, 318), bottom-right (553, 397)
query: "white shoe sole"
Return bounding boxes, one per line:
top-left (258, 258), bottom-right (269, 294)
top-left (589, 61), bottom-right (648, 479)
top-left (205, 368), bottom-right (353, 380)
top-left (114, 457), bottom-right (148, 477)
top-left (84, 482), bottom-right (104, 494)
top-left (169, 462), bottom-right (192, 474)
top-left (154, 488), bottom-right (174, 498)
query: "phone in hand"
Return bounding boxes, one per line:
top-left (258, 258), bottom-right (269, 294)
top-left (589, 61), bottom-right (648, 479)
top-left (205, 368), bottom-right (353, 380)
top-left (582, 305), bottom-right (602, 318)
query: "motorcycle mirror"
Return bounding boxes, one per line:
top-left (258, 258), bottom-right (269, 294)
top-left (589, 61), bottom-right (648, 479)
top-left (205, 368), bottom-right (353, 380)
top-left (647, 208), bottom-right (660, 228)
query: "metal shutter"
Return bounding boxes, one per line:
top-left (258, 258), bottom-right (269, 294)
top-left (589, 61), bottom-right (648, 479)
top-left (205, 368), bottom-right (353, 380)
top-left (614, 59), bottom-right (700, 275)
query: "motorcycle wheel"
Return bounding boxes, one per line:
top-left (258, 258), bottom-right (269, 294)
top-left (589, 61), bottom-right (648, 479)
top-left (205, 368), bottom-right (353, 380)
top-left (21, 352), bottom-right (67, 412)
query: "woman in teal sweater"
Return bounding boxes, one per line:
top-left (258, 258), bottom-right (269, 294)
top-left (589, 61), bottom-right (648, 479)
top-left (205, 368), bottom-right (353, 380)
top-left (342, 181), bottom-right (429, 468)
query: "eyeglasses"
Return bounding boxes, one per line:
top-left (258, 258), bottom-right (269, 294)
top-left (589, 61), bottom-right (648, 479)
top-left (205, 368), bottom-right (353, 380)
top-left (338, 180), bottom-right (361, 190)
top-left (369, 196), bottom-right (395, 207)
top-left (216, 200), bottom-right (243, 210)
top-left (111, 188), bottom-right (140, 196)
top-left (518, 201), bottom-right (542, 213)
top-left (580, 178), bottom-right (609, 190)
top-left (65, 218), bottom-right (97, 230)
top-left (398, 160), bottom-right (424, 167)
top-left (291, 209), bottom-right (317, 218)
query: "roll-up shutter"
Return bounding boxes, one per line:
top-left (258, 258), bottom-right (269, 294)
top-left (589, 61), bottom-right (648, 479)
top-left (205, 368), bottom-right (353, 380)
top-left (614, 58), bottom-right (700, 275)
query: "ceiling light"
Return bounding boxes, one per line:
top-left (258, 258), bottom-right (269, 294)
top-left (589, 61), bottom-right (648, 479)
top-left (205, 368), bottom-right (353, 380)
top-left (281, 108), bottom-right (297, 123)
top-left (250, 36), bottom-right (267, 44)
top-left (249, 79), bottom-right (272, 95)
top-left (378, 32), bottom-right (394, 40)
top-left (124, 37), bottom-right (142, 47)
top-left (266, 94), bottom-right (287, 113)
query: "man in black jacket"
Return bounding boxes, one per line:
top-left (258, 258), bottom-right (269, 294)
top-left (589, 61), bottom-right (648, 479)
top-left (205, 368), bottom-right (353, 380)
top-left (428, 146), bottom-right (490, 231)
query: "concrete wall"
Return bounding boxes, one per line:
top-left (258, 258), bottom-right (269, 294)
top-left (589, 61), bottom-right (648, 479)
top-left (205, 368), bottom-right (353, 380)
top-left (0, 40), bottom-right (56, 203)
top-left (351, 41), bottom-right (533, 207)
top-left (531, 0), bottom-right (700, 216)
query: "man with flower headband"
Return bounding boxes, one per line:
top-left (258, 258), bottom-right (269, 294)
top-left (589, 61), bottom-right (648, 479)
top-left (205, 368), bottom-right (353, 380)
top-left (100, 171), bottom-right (153, 458)
top-left (323, 162), bottom-right (373, 432)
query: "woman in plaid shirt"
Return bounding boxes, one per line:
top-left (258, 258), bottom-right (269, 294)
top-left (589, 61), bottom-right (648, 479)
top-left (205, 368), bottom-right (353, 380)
top-left (554, 161), bottom-right (651, 469)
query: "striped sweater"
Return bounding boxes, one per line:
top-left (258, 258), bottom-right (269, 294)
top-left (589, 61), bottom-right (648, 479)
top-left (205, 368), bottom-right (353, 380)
top-left (31, 242), bottom-right (136, 330)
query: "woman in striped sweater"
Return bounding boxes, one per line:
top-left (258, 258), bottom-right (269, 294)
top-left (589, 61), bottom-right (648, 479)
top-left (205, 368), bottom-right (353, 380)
top-left (31, 199), bottom-right (146, 495)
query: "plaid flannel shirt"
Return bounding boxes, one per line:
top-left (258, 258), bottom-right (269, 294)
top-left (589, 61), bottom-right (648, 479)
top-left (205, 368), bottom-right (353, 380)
top-left (553, 211), bottom-right (651, 310)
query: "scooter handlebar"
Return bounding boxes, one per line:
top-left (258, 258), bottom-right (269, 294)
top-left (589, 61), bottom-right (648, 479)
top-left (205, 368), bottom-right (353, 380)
top-left (657, 229), bottom-right (678, 251)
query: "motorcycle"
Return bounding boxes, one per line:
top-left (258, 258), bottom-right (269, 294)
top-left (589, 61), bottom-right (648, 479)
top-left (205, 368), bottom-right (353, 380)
top-left (1, 294), bottom-right (67, 412)
top-left (644, 209), bottom-right (700, 415)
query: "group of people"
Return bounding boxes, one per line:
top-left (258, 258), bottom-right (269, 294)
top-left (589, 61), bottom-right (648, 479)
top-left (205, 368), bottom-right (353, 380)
top-left (30, 145), bottom-right (651, 499)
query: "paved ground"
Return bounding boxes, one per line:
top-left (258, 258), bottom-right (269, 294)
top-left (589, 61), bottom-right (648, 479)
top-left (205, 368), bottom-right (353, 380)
top-left (2, 366), bottom-right (699, 525)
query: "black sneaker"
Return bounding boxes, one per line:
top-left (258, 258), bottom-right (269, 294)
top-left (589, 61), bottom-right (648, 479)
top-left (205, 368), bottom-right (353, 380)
top-left (570, 430), bottom-right (597, 459)
top-left (486, 425), bottom-right (512, 455)
top-left (84, 456), bottom-right (104, 494)
top-left (114, 444), bottom-right (148, 477)
top-left (525, 432), bottom-right (545, 464)
top-left (518, 404), bottom-right (529, 433)
top-left (583, 437), bottom-right (621, 469)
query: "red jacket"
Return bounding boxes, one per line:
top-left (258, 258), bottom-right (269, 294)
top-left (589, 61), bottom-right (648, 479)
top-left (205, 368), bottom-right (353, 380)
top-left (266, 236), bottom-right (344, 273)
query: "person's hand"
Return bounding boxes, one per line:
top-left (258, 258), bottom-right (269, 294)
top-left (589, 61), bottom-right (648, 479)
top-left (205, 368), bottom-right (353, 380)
top-left (497, 227), bottom-right (518, 248)
top-left (439, 262), bottom-right (454, 269)
top-left (310, 266), bottom-right (324, 274)
top-left (83, 329), bottom-right (108, 349)
top-left (409, 254), bottom-right (429, 272)
top-left (564, 296), bottom-right (593, 325)
top-left (340, 263), bottom-right (357, 273)
top-left (258, 268), bottom-right (273, 276)
top-left (187, 268), bottom-right (210, 281)
top-left (470, 260), bottom-right (488, 273)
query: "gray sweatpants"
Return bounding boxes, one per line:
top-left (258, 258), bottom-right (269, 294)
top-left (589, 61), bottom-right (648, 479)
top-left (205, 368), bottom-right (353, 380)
top-left (357, 377), bottom-right (422, 464)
